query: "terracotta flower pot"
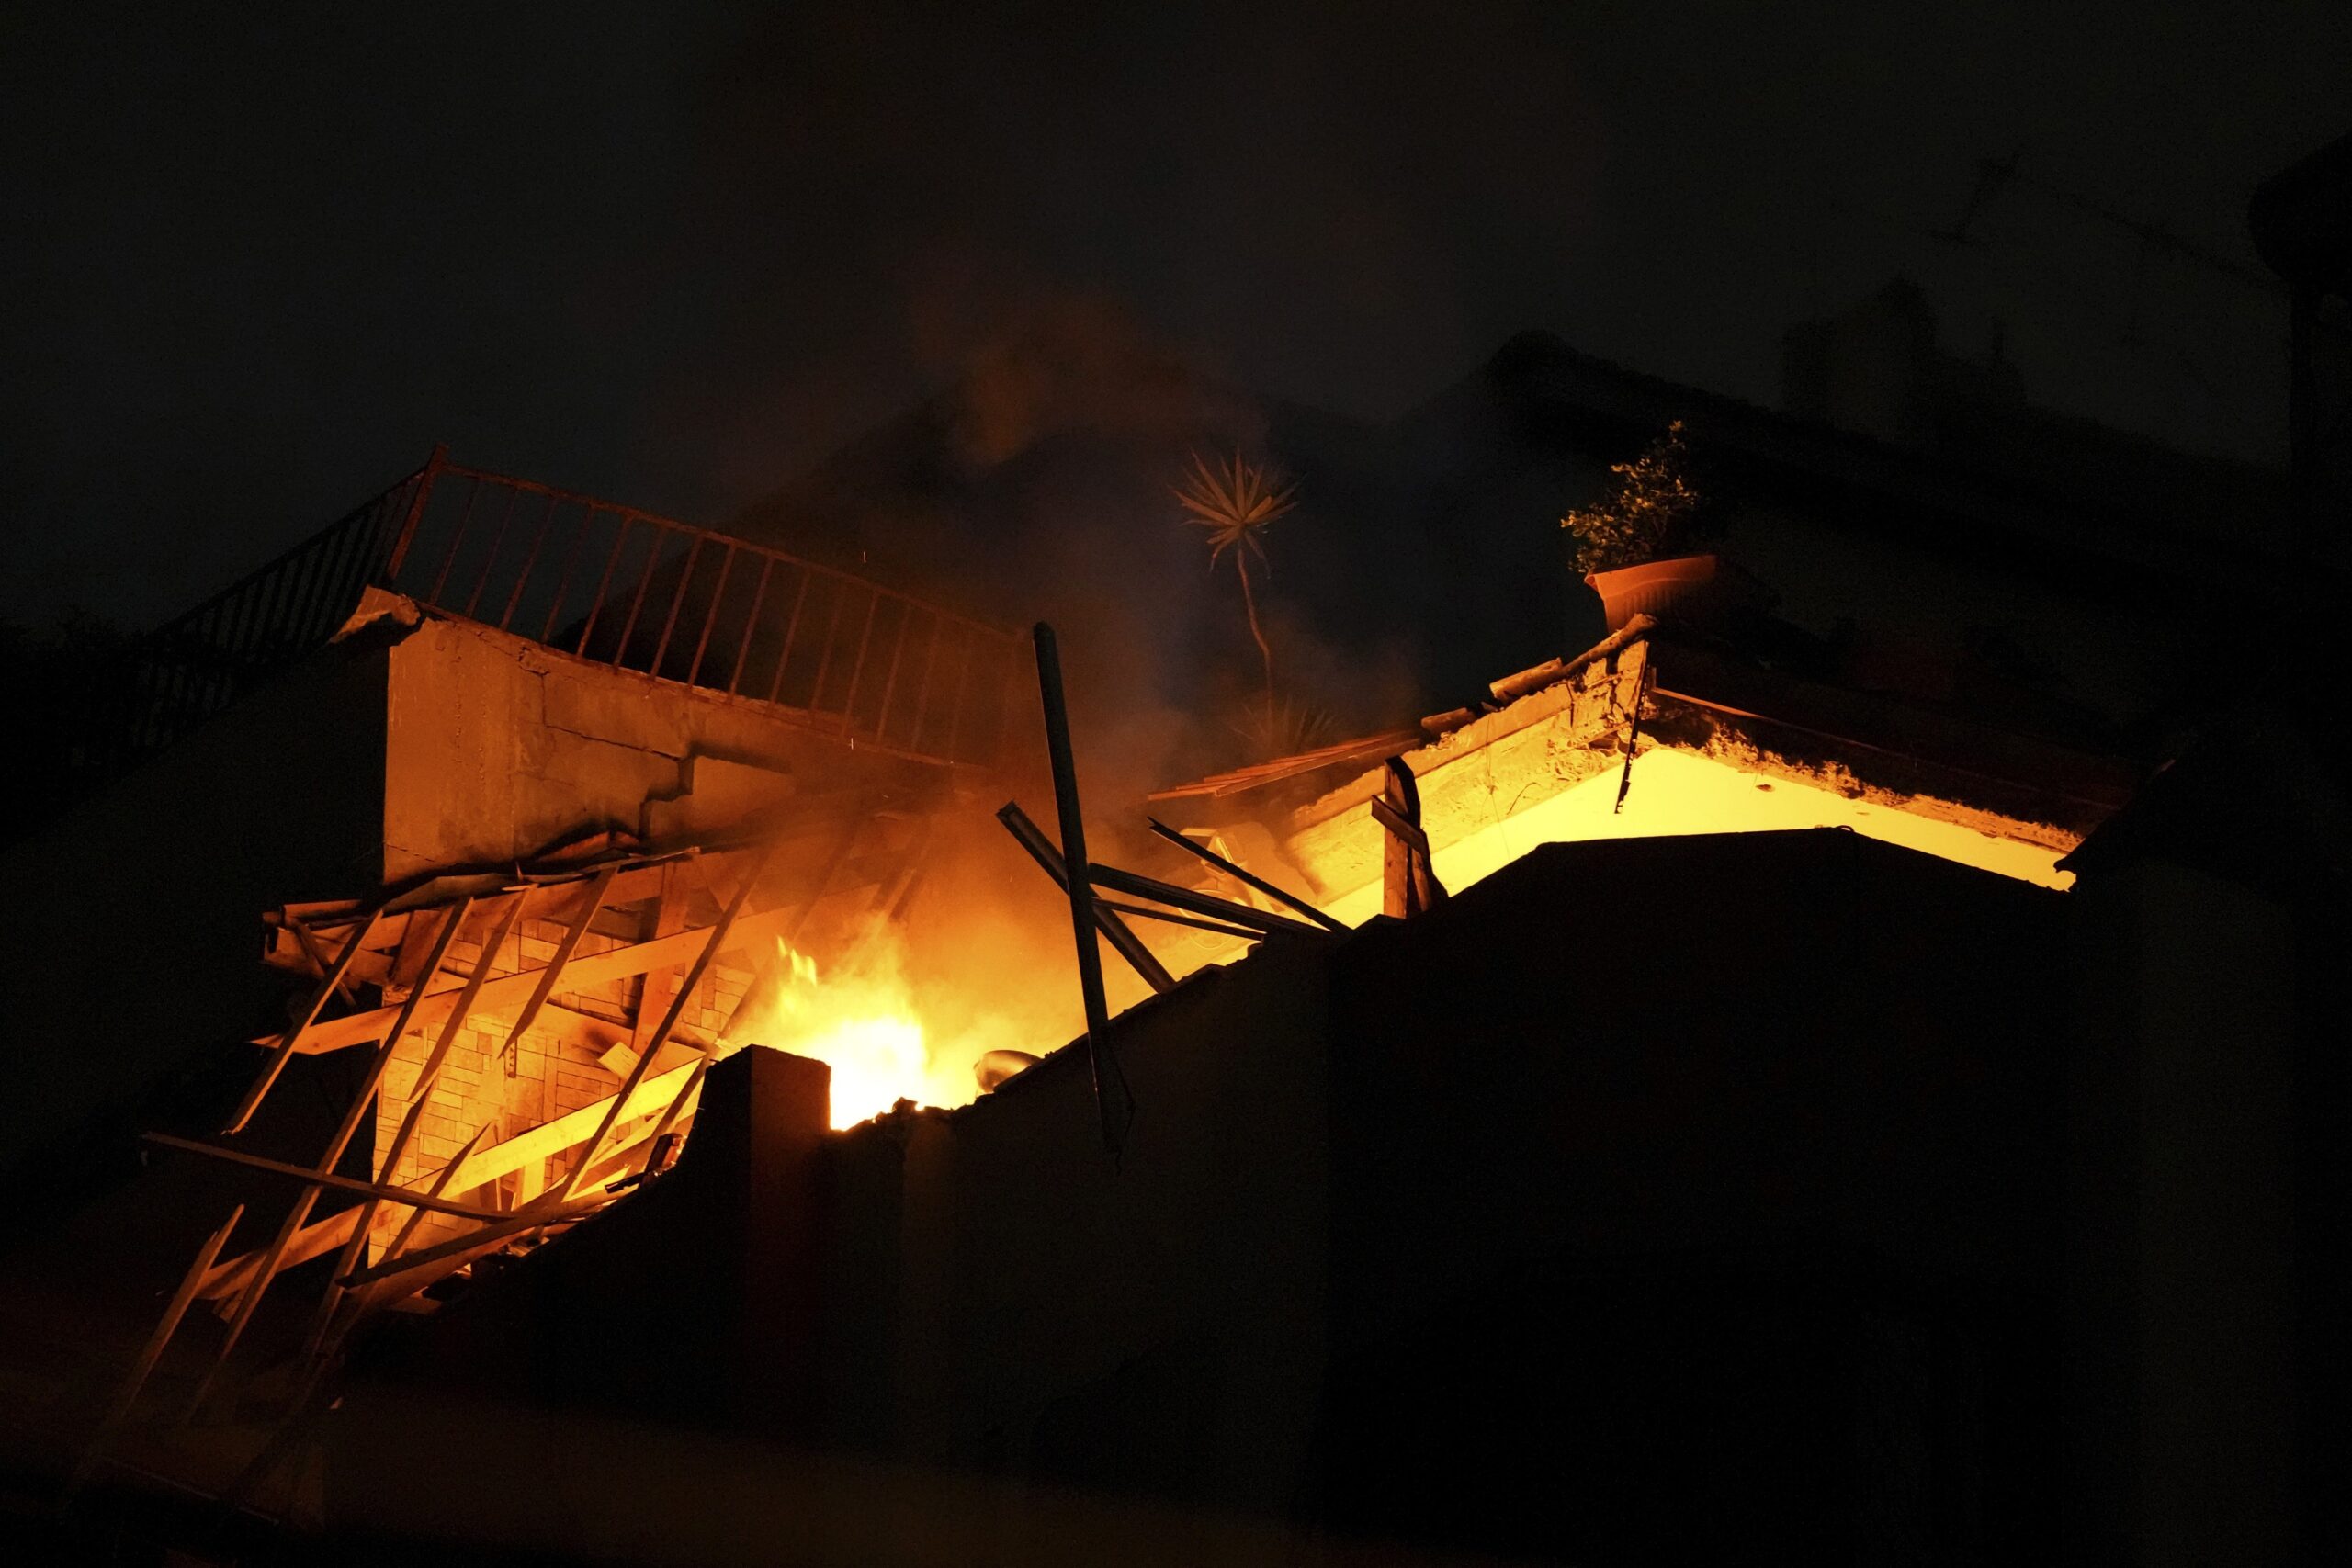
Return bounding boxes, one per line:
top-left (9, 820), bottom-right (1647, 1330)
top-left (1584, 554), bottom-right (1727, 632)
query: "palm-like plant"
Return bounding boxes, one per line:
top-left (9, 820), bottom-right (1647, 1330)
top-left (1175, 450), bottom-right (1299, 713)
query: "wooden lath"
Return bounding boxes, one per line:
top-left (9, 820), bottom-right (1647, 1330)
top-left (124, 814), bottom-right (918, 1449)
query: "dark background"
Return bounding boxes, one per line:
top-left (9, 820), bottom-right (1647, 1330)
top-left (5, 1), bottom-right (2346, 630)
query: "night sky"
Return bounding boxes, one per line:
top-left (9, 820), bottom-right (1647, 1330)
top-left (6, 2), bottom-right (2346, 629)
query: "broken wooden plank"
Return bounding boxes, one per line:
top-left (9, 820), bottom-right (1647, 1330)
top-left (1146, 817), bottom-right (1346, 931)
top-left (441, 1059), bottom-right (702, 1196)
top-left (267, 897), bottom-right (814, 1056)
top-left (199, 1204), bottom-right (360, 1303)
top-left (560, 846), bottom-right (773, 1197)
top-left (142, 1134), bottom-right (512, 1222)
top-left (997, 802), bottom-right (1176, 993)
top-left (1085, 863), bottom-right (1329, 938)
top-left (494, 863), bottom-right (616, 1066)
top-left (223, 908), bottom-right (384, 1134)
top-left (67, 1202), bottom-right (244, 1494)
top-left (376, 1122), bottom-right (492, 1283)
top-left (284, 917), bottom-right (361, 1006)
top-left (1093, 897), bottom-right (1263, 942)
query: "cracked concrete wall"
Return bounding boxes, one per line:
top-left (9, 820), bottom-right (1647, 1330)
top-left (381, 616), bottom-right (937, 881)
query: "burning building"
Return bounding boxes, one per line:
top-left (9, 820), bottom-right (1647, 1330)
top-left (4, 268), bottom-right (2341, 1567)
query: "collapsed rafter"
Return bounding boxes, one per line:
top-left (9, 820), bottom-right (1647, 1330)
top-left (87, 818), bottom-right (923, 1478)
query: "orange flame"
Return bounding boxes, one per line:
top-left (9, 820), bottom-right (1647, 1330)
top-left (729, 935), bottom-right (979, 1129)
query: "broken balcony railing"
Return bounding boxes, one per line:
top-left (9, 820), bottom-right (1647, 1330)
top-left (71, 446), bottom-right (1024, 806)
top-left (382, 450), bottom-right (1023, 769)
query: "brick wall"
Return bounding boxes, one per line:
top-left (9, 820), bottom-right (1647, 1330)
top-left (375, 916), bottom-right (754, 1255)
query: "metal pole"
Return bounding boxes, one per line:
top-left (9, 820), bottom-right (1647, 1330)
top-left (1032, 624), bottom-right (1132, 1156)
top-left (997, 802), bottom-right (1176, 993)
top-left (1145, 818), bottom-right (1347, 931)
top-left (381, 444), bottom-right (447, 584)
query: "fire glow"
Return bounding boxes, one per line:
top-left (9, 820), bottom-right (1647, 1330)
top-left (730, 937), bottom-right (978, 1129)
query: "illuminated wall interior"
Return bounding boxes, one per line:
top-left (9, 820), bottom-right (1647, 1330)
top-left (1305, 744), bottom-right (2073, 930)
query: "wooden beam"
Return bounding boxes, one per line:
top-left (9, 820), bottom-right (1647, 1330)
top-left (337, 1118), bottom-right (674, 1306)
top-left (285, 916), bottom-right (361, 1005)
top-left (441, 1059), bottom-right (702, 1195)
top-left (630, 862), bottom-right (694, 1059)
top-left (561, 845), bottom-right (773, 1198)
top-left (223, 907), bottom-right (383, 1134)
top-left (297, 1114), bottom-right (490, 1369)
top-left (405, 893), bottom-right (525, 1117)
top-left (1085, 863), bottom-right (1329, 938)
top-left (271, 861), bottom-right (676, 983)
top-left (141, 1134), bottom-right (514, 1223)
top-left (1093, 897), bottom-right (1264, 942)
top-left (996, 802), bottom-right (1176, 993)
top-left (1375, 757), bottom-right (1446, 918)
top-left (199, 887), bottom-right (480, 1309)
top-left (67, 1202), bottom-right (243, 1495)
top-left (199, 1204), bottom-right (360, 1303)
top-left (1146, 817), bottom-right (1347, 931)
top-left (309, 892), bottom-right (526, 1359)
top-left (1367, 795), bottom-right (1430, 857)
top-left (385, 902), bottom-right (450, 988)
top-left (269, 897), bottom-right (815, 1056)
top-left (494, 863), bottom-right (616, 1066)
top-left (641, 1053), bottom-right (710, 1151)
top-left (189, 892), bottom-right (479, 1416)
top-left (341, 1100), bottom-right (687, 1310)
top-left (370, 1122), bottom-right (492, 1297)
top-left (339, 1189), bottom-right (608, 1303)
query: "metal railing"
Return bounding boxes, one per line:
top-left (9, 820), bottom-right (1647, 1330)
top-left (380, 450), bottom-right (1024, 768)
top-left (39, 450), bottom-right (1023, 833)
top-left (74, 466), bottom-right (428, 786)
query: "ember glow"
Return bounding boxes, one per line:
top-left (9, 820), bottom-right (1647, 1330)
top-left (729, 937), bottom-right (980, 1128)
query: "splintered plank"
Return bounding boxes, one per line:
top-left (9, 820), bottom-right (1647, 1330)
top-left (338, 1188), bottom-right (609, 1306)
top-left (560, 845), bottom-right (773, 1198)
top-left (181, 885), bottom-right (502, 1419)
top-left (222, 908), bottom-right (384, 1134)
top-left (68, 1202), bottom-right (244, 1494)
top-left (270, 897), bottom-right (816, 1056)
top-left (493, 863), bottom-right (617, 1066)
top-left (198, 1204), bottom-right (362, 1303)
top-left (338, 1118), bottom-right (677, 1308)
top-left (306, 1121), bottom-right (493, 1359)
top-left (436, 1059), bottom-right (702, 1195)
top-left (630, 862), bottom-right (695, 1059)
top-left (142, 1134), bottom-right (513, 1223)
top-left (329, 890), bottom-right (527, 1325)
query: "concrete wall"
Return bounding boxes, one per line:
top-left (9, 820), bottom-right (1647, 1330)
top-left (2065, 858), bottom-right (2306, 1567)
top-left (380, 609), bottom-right (947, 881)
top-left (338, 830), bottom-right (2088, 1562)
top-left (876, 942), bottom-right (1331, 1513)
